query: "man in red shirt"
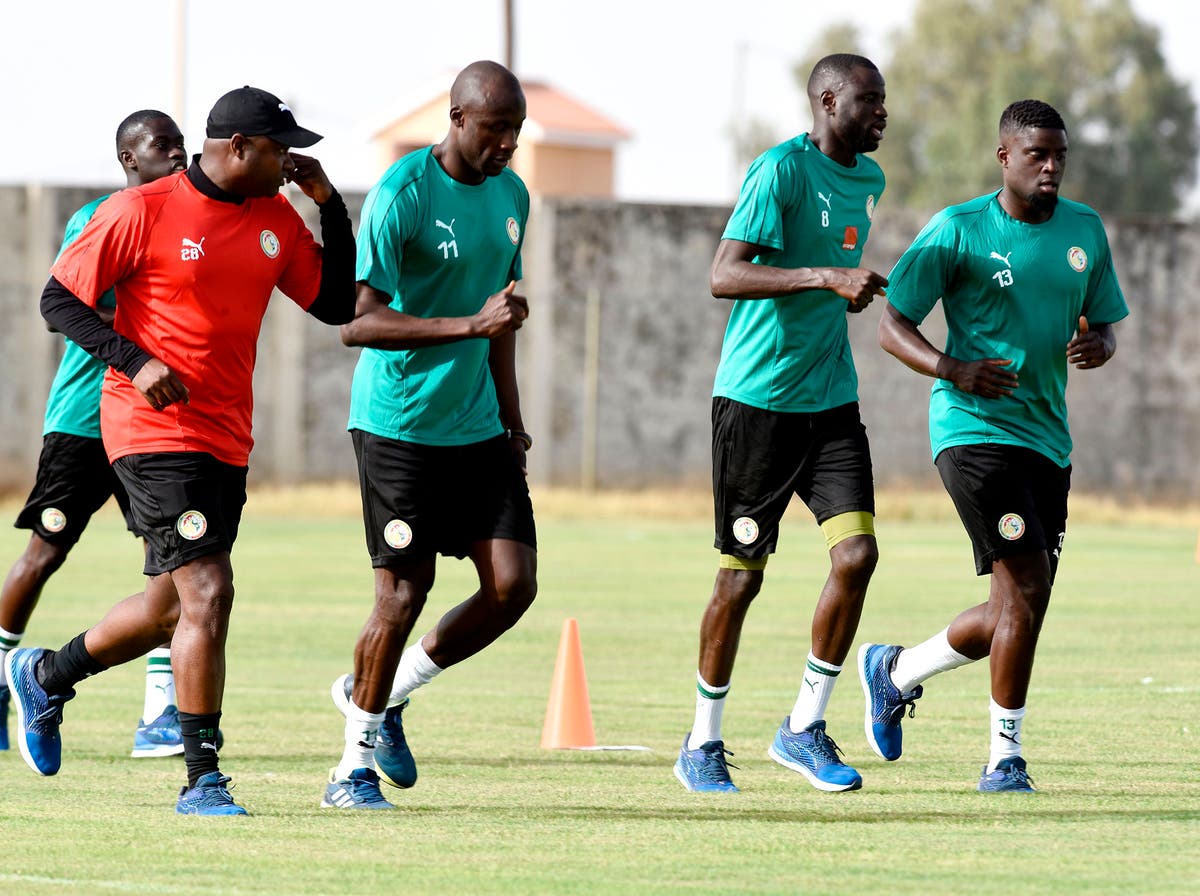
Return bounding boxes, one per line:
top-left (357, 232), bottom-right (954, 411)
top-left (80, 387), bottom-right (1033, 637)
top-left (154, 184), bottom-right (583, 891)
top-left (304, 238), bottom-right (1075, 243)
top-left (5, 86), bottom-right (356, 816)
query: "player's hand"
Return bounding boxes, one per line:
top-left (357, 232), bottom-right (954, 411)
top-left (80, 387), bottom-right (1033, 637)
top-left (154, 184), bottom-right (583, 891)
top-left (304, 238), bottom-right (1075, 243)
top-left (943, 357), bottom-right (1018, 398)
top-left (824, 268), bottom-right (888, 313)
top-left (508, 439), bottom-right (528, 477)
top-left (1066, 316), bottom-right (1112, 369)
top-left (472, 281), bottom-right (529, 338)
top-left (132, 358), bottom-right (189, 411)
top-left (288, 153), bottom-right (334, 205)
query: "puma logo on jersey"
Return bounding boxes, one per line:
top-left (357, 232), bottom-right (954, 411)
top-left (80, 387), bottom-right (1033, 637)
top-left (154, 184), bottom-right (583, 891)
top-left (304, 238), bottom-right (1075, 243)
top-left (989, 251), bottom-right (1012, 268)
top-left (181, 237), bottom-right (206, 261)
top-left (817, 192), bottom-right (832, 210)
top-left (436, 219), bottom-right (458, 259)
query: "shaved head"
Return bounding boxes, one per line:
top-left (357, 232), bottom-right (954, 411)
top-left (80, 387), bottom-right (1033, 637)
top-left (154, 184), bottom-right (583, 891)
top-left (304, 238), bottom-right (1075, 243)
top-left (116, 109), bottom-right (175, 153)
top-left (807, 54), bottom-right (879, 103)
top-left (450, 60), bottom-right (524, 112)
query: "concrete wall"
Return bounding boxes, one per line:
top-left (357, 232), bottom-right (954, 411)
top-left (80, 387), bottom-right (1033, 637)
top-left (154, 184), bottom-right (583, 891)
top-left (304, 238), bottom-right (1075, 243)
top-left (1, 185), bottom-right (1196, 501)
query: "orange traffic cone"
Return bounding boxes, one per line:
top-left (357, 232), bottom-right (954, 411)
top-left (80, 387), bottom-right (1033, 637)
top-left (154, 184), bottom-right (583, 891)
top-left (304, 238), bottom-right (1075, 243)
top-left (540, 617), bottom-right (596, 749)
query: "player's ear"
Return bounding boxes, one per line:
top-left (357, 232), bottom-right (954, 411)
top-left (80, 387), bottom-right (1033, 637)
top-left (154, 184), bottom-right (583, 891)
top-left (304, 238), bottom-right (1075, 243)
top-left (996, 144), bottom-right (1009, 168)
top-left (230, 134), bottom-right (248, 158)
top-left (119, 149), bottom-right (137, 171)
top-left (449, 105), bottom-right (465, 129)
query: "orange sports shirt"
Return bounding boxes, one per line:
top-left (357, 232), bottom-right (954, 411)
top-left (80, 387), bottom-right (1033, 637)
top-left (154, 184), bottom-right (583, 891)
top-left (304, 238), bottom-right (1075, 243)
top-left (51, 171), bottom-right (322, 467)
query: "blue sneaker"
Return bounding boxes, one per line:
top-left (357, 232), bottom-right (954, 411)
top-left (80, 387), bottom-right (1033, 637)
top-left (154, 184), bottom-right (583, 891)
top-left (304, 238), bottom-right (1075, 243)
top-left (132, 704), bottom-right (185, 757)
top-left (5, 647), bottom-right (73, 776)
top-left (674, 734), bottom-right (739, 793)
top-left (321, 767), bottom-right (395, 810)
top-left (978, 757), bottom-right (1036, 793)
top-left (768, 718), bottom-right (862, 792)
top-left (858, 643), bottom-right (922, 761)
top-left (176, 771), bottom-right (249, 815)
top-left (0, 683), bottom-right (10, 751)
top-left (330, 673), bottom-right (418, 789)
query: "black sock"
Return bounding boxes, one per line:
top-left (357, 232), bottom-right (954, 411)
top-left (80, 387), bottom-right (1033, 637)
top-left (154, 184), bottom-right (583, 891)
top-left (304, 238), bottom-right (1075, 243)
top-left (179, 711), bottom-right (223, 788)
top-left (35, 632), bottom-right (107, 696)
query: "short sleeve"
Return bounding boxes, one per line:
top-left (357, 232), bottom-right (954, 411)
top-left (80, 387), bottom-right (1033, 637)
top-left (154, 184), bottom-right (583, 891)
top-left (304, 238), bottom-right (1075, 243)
top-left (721, 151), bottom-right (788, 252)
top-left (357, 179), bottom-right (417, 296)
top-left (50, 191), bottom-right (145, 308)
top-left (886, 211), bottom-right (961, 325)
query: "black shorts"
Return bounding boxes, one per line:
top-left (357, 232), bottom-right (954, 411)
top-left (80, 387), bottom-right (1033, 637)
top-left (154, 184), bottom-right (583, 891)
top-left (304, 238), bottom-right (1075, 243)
top-left (712, 398), bottom-right (875, 559)
top-left (352, 429), bottom-right (537, 565)
top-left (15, 432), bottom-right (136, 547)
top-left (113, 452), bottom-right (248, 576)
top-left (935, 444), bottom-right (1070, 579)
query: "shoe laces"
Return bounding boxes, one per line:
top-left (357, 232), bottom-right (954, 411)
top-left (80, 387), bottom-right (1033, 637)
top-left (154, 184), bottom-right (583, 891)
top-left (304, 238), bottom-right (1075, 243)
top-left (348, 772), bottom-right (386, 801)
top-left (808, 726), bottom-right (846, 764)
top-left (886, 686), bottom-right (922, 725)
top-left (31, 691), bottom-right (73, 730)
top-left (1005, 763), bottom-right (1033, 788)
top-left (698, 744), bottom-right (739, 780)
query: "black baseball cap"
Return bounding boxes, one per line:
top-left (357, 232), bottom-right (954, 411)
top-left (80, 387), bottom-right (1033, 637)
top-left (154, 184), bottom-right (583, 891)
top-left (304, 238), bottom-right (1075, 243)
top-left (206, 86), bottom-right (322, 147)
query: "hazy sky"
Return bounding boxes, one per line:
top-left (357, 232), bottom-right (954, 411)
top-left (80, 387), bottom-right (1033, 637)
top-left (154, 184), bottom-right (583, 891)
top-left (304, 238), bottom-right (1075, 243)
top-left (3, 0), bottom-right (1196, 206)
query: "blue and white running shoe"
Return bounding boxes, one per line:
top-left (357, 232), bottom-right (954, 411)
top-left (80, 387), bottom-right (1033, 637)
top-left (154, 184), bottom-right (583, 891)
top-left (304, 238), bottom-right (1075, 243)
top-left (768, 718), bottom-right (862, 792)
top-left (674, 734), bottom-right (739, 793)
top-left (132, 704), bottom-right (185, 757)
top-left (0, 683), bottom-right (10, 751)
top-left (175, 771), bottom-right (249, 816)
top-left (978, 757), bottom-right (1036, 793)
top-left (5, 647), bottom-right (73, 776)
top-left (321, 767), bottom-right (395, 809)
top-left (331, 673), bottom-right (418, 788)
top-left (858, 643), bottom-right (923, 761)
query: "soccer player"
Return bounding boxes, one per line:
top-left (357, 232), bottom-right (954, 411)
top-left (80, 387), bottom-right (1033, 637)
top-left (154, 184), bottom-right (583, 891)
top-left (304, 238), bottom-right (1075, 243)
top-left (5, 86), bottom-right (356, 815)
top-left (674, 54), bottom-right (889, 794)
top-left (0, 111), bottom-right (187, 759)
top-left (859, 99), bottom-right (1128, 792)
top-left (323, 60), bottom-right (536, 811)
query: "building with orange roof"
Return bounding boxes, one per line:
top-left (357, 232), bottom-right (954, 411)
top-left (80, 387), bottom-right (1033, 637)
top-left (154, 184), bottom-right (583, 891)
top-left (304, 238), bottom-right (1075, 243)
top-left (371, 80), bottom-right (629, 198)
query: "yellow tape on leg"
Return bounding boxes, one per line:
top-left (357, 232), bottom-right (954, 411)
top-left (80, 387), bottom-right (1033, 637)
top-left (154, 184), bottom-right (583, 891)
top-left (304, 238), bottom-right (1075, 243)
top-left (719, 554), bottom-right (769, 571)
top-left (820, 511), bottom-right (875, 550)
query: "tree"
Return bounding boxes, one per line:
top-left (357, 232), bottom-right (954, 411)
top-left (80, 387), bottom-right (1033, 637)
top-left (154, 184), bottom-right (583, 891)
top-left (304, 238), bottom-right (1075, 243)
top-left (875, 0), bottom-right (1197, 214)
top-left (729, 24), bottom-right (863, 171)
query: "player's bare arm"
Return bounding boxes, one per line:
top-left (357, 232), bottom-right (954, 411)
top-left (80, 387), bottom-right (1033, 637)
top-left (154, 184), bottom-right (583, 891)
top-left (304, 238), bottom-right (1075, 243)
top-left (488, 328), bottom-right (529, 473)
top-left (879, 302), bottom-right (1019, 398)
top-left (1066, 315), bottom-right (1116, 369)
top-left (710, 239), bottom-right (887, 310)
top-left (287, 152), bottom-right (333, 205)
top-left (341, 281), bottom-right (528, 350)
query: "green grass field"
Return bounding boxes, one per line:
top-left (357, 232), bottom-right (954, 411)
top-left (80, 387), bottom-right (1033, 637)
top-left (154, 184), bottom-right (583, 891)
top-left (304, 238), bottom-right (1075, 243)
top-left (1, 488), bottom-right (1197, 895)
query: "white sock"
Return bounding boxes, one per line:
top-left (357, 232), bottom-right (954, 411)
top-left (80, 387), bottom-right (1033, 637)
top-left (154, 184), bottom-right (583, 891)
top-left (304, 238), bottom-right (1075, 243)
top-left (334, 700), bottom-right (386, 780)
top-left (788, 653), bottom-right (841, 732)
top-left (987, 698), bottom-right (1026, 772)
top-left (143, 647), bottom-right (174, 721)
top-left (891, 627), bottom-right (974, 693)
top-left (687, 673), bottom-right (730, 750)
top-left (389, 640), bottom-right (443, 704)
top-left (0, 626), bottom-right (22, 688)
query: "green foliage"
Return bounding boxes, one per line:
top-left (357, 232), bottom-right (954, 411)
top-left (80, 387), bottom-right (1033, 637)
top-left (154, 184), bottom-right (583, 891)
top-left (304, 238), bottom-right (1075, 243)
top-left (734, 1), bottom-right (1197, 214)
top-left (2, 498), bottom-right (1198, 894)
top-left (875, 0), bottom-right (1197, 214)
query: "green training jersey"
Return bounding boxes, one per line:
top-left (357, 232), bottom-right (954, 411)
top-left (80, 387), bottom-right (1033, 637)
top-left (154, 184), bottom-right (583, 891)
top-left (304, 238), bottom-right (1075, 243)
top-left (713, 133), bottom-right (885, 412)
top-left (349, 147), bottom-right (529, 445)
top-left (887, 191), bottom-right (1129, 467)
top-left (43, 195), bottom-right (117, 438)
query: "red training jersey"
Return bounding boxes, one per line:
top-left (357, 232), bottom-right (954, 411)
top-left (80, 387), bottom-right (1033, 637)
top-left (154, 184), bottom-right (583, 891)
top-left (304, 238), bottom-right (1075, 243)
top-left (51, 171), bottom-right (322, 467)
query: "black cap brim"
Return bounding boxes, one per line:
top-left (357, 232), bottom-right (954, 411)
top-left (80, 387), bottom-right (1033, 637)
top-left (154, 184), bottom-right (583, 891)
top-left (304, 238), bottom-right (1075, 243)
top-left (272, 126), bottom-right (323, 148)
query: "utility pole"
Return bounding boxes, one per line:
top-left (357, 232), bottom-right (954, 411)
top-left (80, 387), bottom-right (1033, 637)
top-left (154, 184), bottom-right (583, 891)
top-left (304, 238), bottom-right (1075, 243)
top-left (503, 0), bottom-right (515, 71)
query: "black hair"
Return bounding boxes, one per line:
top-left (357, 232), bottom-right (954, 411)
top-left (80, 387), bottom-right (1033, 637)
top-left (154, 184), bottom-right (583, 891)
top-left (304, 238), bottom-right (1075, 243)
top-left (115, 109), bottom-right (174, 151)
top-left (807, 54), bottom-right (879, 96)
top-left (999, 100), bottom-right (1067, 135)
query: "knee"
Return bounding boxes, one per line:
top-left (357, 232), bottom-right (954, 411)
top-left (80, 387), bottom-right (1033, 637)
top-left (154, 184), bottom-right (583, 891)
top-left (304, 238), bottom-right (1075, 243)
top-left (1011, 579), bottom-right (1051, 625)
top-left (374, 583), bottom-right (429, 626)
top-left (831, 536), bottom-right (878, 586)
top-left (492, 570), bottom-right (537, 623)
top-left (714, 567), bottom-right (764, 610)
top-left (20, 538), bottom-right (69, 583)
